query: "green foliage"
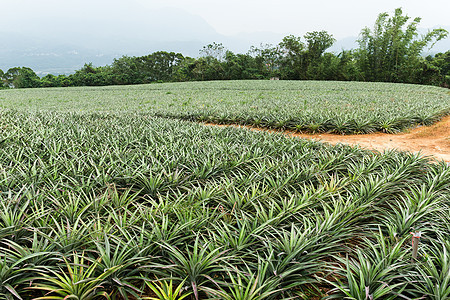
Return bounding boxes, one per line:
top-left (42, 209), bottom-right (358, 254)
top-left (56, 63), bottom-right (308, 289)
top-left (2, 80), bottom-right (447, 134)
top-left (278, 35), bottom-right (306, 79)
top-left (432, 51), bottom-right (450, 76)
top-left (3, 67), bottom-right (41, 88)
top-left (110, 51), bottom-right (185, 84)
top-left (144, 278), bottom-right (192, 300)
top-left (413, 241), bottom-right (450, 300)
top-left (203, 270), bottom-right (281, 300)
top-left (357, 8), bottom-right (448, 83)
top-left (304, 30), bottom-right (336, 60)
top-left (0, 69), bottom-right (6, 89)
top-left (0, 105), bottom-right (447, 298)
top-left (157, 236), bottom-right (226, 300)
top-left (32, 254), bottom-right (120, 299)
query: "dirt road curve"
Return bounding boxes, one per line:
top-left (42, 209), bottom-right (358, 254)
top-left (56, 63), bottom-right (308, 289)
top-left (290, 115), bottom-right (450, 162)
top-left (208, 115), bottom-right (450, 162)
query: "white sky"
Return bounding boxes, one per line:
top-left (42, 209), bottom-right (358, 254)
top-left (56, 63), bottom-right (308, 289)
top-left (135, 0), bottom-right (450, 38)
top-left (1, 0), bottom-right (449, 39)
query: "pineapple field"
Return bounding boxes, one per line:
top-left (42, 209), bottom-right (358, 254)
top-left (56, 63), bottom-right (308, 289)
top-left (2, 80), bottom-right (449, 134)
top-left (0, 81), bottom-right (449, 299)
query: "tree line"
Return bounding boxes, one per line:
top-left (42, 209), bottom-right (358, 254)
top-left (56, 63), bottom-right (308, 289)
top-left (1, 8), bottom-right (449, 89)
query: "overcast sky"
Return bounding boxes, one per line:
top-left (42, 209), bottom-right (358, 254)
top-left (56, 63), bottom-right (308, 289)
top-left (1, 0), bottom-right (449, 39)
top-left (136, 0), bottom-right (450, 38)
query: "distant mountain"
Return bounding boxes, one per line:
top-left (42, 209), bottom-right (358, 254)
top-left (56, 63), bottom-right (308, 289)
top-left (1, 7), bottom-right (282, 74)
top-left (0, 2), bottom-right (223, 74)
top-left (1, 0), bottom-right (448, 76)
top-left (0, 31), bottom-right (209, 75)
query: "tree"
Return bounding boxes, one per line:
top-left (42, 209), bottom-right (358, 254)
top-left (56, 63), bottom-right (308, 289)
top-left (429, 51), bottom-right (450, 76)
top-left (172, 57), bottom-right (197, 82)
top-left (139, 51), bottom-right (185, 82)
top-left (304, 31), bottom-right (336, 61)
top-left (277, 32), bottom-right (335, 80)
top-left (200, 42), bottom-right (227, 62)
top-left (248, 43), bottom-right (281, 78)
top-left (41, 74), bottom-right (63, 87)
top-left (426, 51), bottom-right (450, 87)
top-left (69, 63), bottom-right (112, 86)
top-left (336, 50), bottom-right (361, 81)
top-left (4, 67), bottom-right (41, 88)
top-left (0, 69), bottom-right (6, 88)
top-left (304, 31), bottom-right (336, 79)
top-left (111, 56), bottom-right (142, 85)
top-left (356, 8), bottom-right (448, 82)
top-left (306, 52), bottom-right (340, 80)
top-left (196, 43), bottom-right (228, 80)
top-left (223, 51), bottom-right (260, 80)
top-left (278, 35), bottom-right (305, 79)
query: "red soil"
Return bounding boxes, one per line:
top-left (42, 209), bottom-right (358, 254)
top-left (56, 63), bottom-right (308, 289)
top-left (205, 115), bottom-right (450, 162)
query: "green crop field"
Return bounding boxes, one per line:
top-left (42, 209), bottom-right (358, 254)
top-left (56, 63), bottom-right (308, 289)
top-left (1, 80), bottom-right (449, 133)
top-left (0, 81), bottom-right (449, 299)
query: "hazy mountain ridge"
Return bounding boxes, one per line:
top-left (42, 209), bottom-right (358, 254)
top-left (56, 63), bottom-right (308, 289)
top-left (1, 3), bottom-right (448, 75)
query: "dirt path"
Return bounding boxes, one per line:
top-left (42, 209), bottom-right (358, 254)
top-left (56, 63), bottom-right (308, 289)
top-left (206, 116), bottom-right (450, 162)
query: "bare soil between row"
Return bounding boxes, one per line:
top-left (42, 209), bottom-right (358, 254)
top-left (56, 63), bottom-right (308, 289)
top-left (205, 116), bottom-right (450, 162)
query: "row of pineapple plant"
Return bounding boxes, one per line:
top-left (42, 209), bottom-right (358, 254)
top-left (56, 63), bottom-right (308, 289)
top-left (0, 110), bottom-right (448, 299)
top-left (1, 80), bottom-right (449, 134)
top-left (175, 111), bottom-right (447, 134)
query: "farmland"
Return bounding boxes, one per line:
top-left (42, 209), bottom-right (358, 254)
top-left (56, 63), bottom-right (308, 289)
top-left (1, 80), bottom-right (449, 133)
top-left (0, 81), bottom-right (449, 299)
